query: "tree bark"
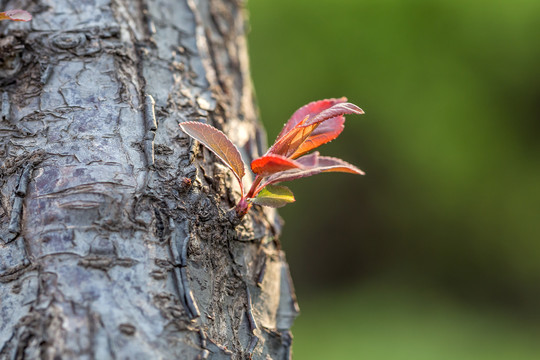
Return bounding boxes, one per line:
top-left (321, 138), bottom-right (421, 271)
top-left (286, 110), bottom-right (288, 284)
top-left (0, 1), bottom-right (299, 359)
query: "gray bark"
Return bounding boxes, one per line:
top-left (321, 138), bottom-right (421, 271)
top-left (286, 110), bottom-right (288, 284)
top-left (0, 0), bottom-right (299, 359)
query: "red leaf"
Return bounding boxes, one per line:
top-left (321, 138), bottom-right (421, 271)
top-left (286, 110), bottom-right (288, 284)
top-left (179, 122), bottom-right (245, 193)
top-left (0, 9), bottom-right (32, 22)
top-left (275, 97), bottom-right (347, 142)
top-left (302, 102), bottom-right (364, 128)
top-left (267, 120), bottom-right (317, 158)
top-left (317, 156), bottom-right (365, 175)
top-left (294, 151), bottom-right (319, 167)
top-left (290, 116), bottom-right (345, 158)
top-left (260, 152), bottom-right (364, 188)
top-left (267, 101), bottom-right (363, 159)
top-left (251, 154), bottom-right (303, 177)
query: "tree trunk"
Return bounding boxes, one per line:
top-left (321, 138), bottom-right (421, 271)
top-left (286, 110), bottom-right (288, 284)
top-left (0, 1), bottom-right (299, 359)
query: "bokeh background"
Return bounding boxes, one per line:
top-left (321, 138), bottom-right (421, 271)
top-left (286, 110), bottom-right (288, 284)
top-left (247, 0), bottom-right (540, 358)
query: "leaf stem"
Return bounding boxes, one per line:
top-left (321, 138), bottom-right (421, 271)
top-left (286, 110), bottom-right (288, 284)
top-left (234, 175), bottom-right (264, 218)
top-left (234, 196), bottom-right (251, 217)
top-left (246, 175), bottom-right (263, 199)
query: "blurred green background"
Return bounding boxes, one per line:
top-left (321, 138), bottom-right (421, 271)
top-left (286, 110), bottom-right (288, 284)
top-left (247, 0), bottom-right (540, 358)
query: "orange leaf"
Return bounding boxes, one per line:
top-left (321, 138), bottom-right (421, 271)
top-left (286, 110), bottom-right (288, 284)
top-left (317, 156), bottom-right (365, 175)
top-left (260, 153), bottom-right (364, 188)
top-left (267, 101), bottom-right (364, 159)
top-left (275, 97), bottom-right (347, 142)
top-left (290, 116), bottom-right (345, 158)
top-left (251, 154), bottom-right (303, 177)
top-left (302, 102), bottom-right (364, 128)
top-left (267, 119), bottom-right (318, 158)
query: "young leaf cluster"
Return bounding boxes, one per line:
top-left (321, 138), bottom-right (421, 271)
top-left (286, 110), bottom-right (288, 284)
top-left (179, 98), bottom-right (364, 218)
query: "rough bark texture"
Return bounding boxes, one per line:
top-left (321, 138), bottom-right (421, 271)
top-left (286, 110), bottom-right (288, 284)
top-left (0, 1), bottom-right (299, 359)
